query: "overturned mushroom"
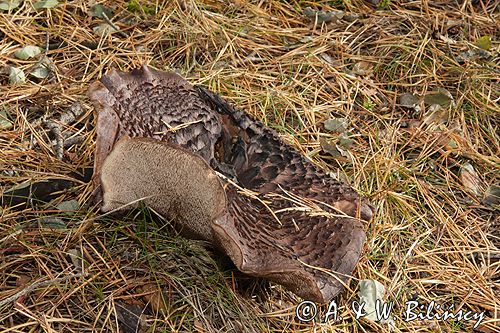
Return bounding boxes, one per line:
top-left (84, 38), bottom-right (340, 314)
top-left (88, 65), bottom-right (373, 222)
top-left (101, 137), bottom-right (366, 302)
top-left (89, 65), bottom-right (373, 301)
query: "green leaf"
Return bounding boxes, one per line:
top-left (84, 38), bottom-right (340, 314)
top-left (0, 0), bottom-right (21, 10)
top-left (14, 45), bottom-right (42, 60)
top-left (0, 109), bottom-right (13, 130)
top-left (9, 66), bottom-right (25, 84)
top-left (33, 0), bottom-right (58, 9)
top-left (475, 35), bottom-right (492, 51)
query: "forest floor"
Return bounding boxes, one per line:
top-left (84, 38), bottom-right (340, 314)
top-left (0, 0), bottom-right (499, 332)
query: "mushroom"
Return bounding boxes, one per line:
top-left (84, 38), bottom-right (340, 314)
top-left (100, 136), bottom-right (366, 302)
top-left (89, 65), bottom-right (373, 302)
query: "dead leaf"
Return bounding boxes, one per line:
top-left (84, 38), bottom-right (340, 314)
top-left (37, 217), bottom-right (67, 229)
top-left (115, 300), bottom-right (147, 333)
top-left (67, 248), bottom-right (83, 273)
top-left (482, 185), bottom-right (500, 207)
top-left (338, 132), bottom-right (354, 148)
top-left (0, 0), bottom-right (21, 11)
top-left (351, 61), bottom-right (373, 76)
top-left (90, 3), bottom-right (113, 18)
top-left (0, 109), bottom-right (13, 130)
top-left (8, 66), bottom-right (25, 84)
top-left (399, 93), bottom-right (420, 108)
top-left (324, 117), bottom-right (348, 133)
top-left (319, 53), bottom-right (341, 67)
top-left (320, 137), bottom-right (342, 157)
top-left (439, 34), bottom-right (457, 44)
top-left (424, 89), bottom-right (453, 107)
top-left (33, 0), bottom-right (58, 9)
top-left (139, 283), bottom-right (170, 314)
top-left (14, 45), bottom-right (42, 60)
top-left (93, 23), bottom-right (118, 36)
top-left (304, 7), bottom-right (344, 24)
top-left (359, 279), bottom-right (395, 329)
top-left (56, 199), bottom-right (80, 213)
top-left (460, 162), bottom-right (482, 196)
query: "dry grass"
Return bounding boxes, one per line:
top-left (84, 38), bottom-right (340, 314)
top-left (0, 0), bottom-right (499, 332)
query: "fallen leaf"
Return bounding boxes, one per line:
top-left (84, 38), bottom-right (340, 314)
top-left (457, 49), bottom-right (491, 62)
top-left (30, 64), bottom-right (49, 79)
top-left (0, 0), bottom-right (21, 10)
top-left (56, 199), bottom-right (80, 212)
top-left (0, 109), bottom-right (13, 130)
top-left (359, 279), bottom-right (385, 321)
top-left (482, 185), bottom-right (500, 207)
top-left (299, 36), bottom-right (313, 43)
top-left (423, 89), bottom-right (453, 107)
top-left (139, 283), bottom-right (170, 314)
top-left (33, 0), bottom-right (58, 9)
top-left (93, 23), bottom-right (118, 36)
top-left (399, 93), bottom-right (420, 108)
top-left (338, 132), bottom-right (354, 148)
top-left (90, 3), bottom-right (113, 18)
top-left (324, 117), bottom-right (348, 133)
top-left (9, 66), bottom-right (25, 84)
top-left (115, 300), bottom-right (147, 333)
top-left (37, 217), bottom-right (67, 229)
top-left (67, 248), bottom-right (83, 272)
top-left (475, 35), bottom-right (492, 51)
top-left (359, 279), bottom-right (395, 328)
top-left (30, 56), bottom-right (53, 79)
top-left (304, 7), bottom-right (344, 24)
top-left (14, 45), bottom-right (42, 60)
top-left (319, 53), bottom-right (340, 66)
top-left (423, 104), bottom-right (449, 125)
top-left (351, 61), bottom-right (373, 76)
top-left (439, 34), bottom-right (457, 44)
top-left (460, 162), bottom-right (482, 196)
top-left (320, 137), bottom-right (342, 157)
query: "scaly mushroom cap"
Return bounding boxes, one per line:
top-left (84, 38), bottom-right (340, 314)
top-left (89, 65), bottom-right (373, 302)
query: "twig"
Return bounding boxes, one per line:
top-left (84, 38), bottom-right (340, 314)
top-left (0, 273), bottom-right (88, 308)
